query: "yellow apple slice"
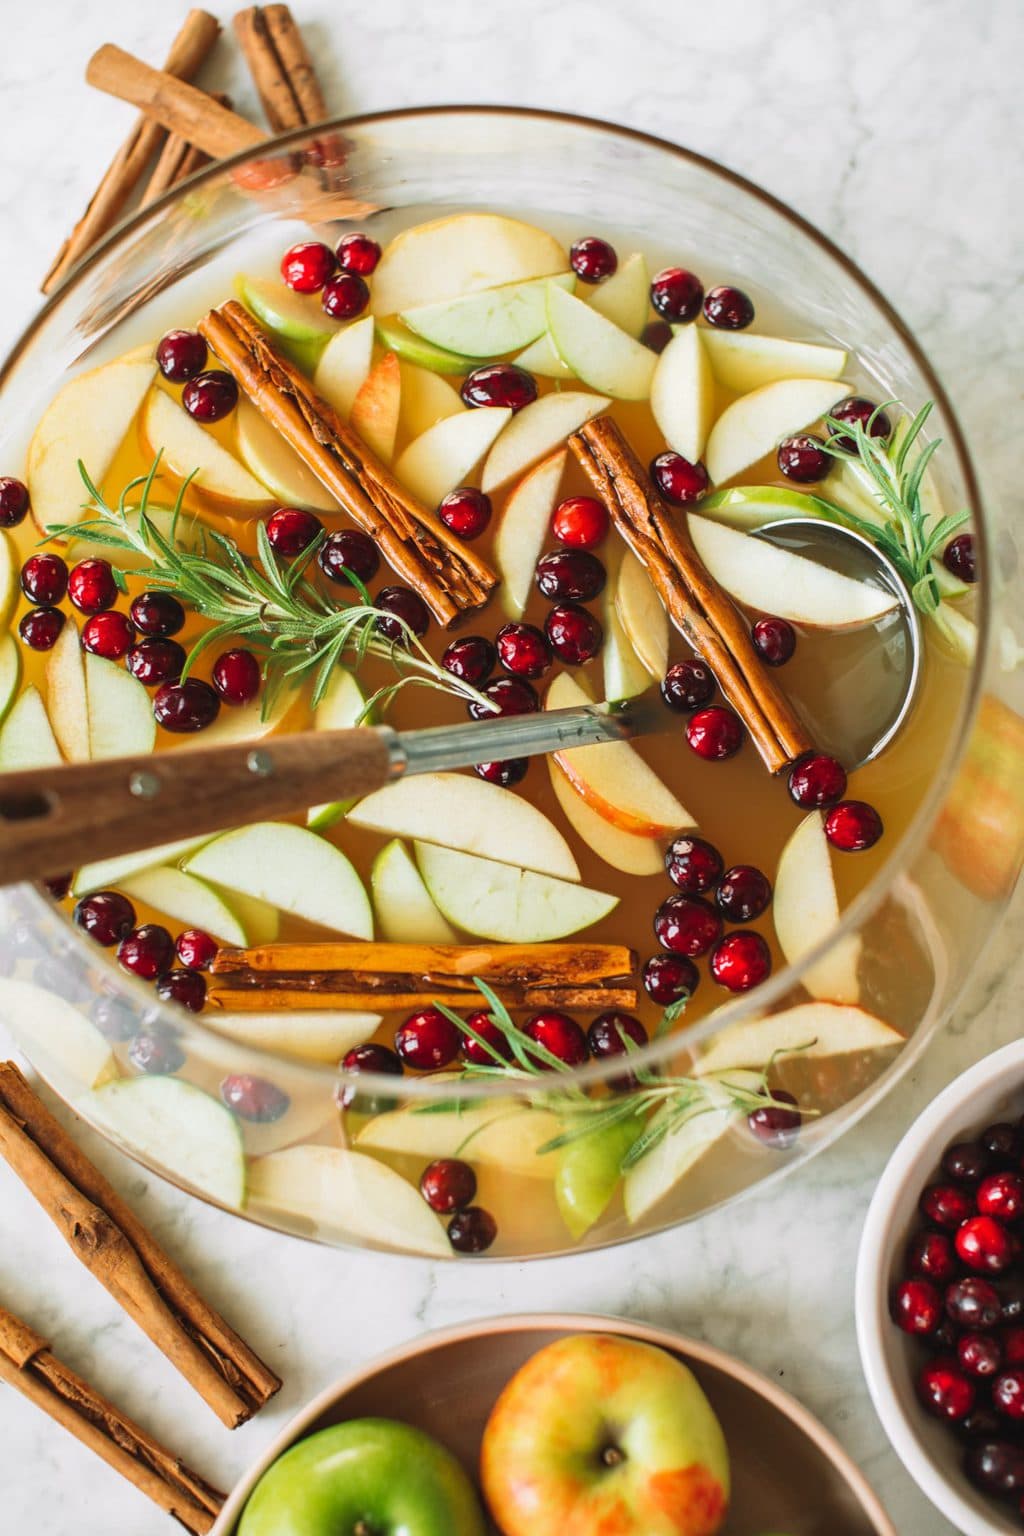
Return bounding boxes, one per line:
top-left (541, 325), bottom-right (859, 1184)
top-left (308, 667), bottom-right (366, 830)
top-left (623, 1075), bottom-right (762, 1222)
top-left (177, 686), bottom-right (297, 751)
top-left (546, 285), bottom-right (657, 400)
top-left (349, 350), bottom-right (401, 463)
top-left (705, 377), bottom-right (849, 486)
top-left (614, 550), bottom-right (669, 679)
top-left (349, 770), bottom-right (579, 880)
top-left (0, 634), bottom-right (20, 725)
top-left (602, 542), bottom-right (653, 703)
top-left (687, 515), bottom-right (898, 628)
top-left (0, 686), bottom-right (62, 770)
top-left (235, 397), bottom-right (338, 513)
top-left (141, 389), bottom-right (273, 511)
top-left (416, 842), bottom-right (616, 943)
top-left (27, 347), bottom-right (157, 534)
top-left (73, 835), bottom-right (216, 898)
top-left (513, 331), bottom-right (574, 379)
top-left (371, 838), bottom-right (457, 944)
top-left (118, 866), bottom-right (249, 946)
top-left (0, 978), bottom-right (118, 1090)
top-left (774, 813), bottom-right (862, 1003)
top-left (313, 315), bottom-right (374, 417)
top-left (207, 886), bottom-right (280, 946)
top-left (547, 672), bottom-right (693, 838)
top-left (201, 1007), bottom-right (379, 1065)
top-left (0, 531), bottom-right (17, 629)
top-left (650, 324), bottom-right (714, 462)
top-left (394, 406), bottom-right (512, 506)
top-left (85, 653), bottom-right (156, 760)
top-left (371, 213), bottom-right (569, 316)
top-left (401, 273), bottom-right (575, 358)
top-left (702, 330), bottom-right (847, 393)
top-left (694, 1002), bottom-right (903, 1076)
top-left (482, 391), bottom-right (609, 494)
top-left (494, 449), bottom-right (566, 619)
top-left (585, 251), bottom-right (650, 337)
top-left (357, 1079), bottom-right (562, 1178)
top-left (548, 759), bottom-right (664, 876)
top-left (86, 1078), bottom-right (245, 1208)
top-left (46, 619), bottom-right (90, 763)
top-left (397, 362), bottom-right (463, 439)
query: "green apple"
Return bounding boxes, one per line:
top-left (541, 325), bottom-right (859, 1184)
top-left (701, 329), bottom-right (846, 393)
top-left (586, 251), bottom-right (650, 337)
top-left (481, 1333), bottom-right (730, 1536)
top-left (371, 838), bottom-right (457, 944)
top-left (46, 619), bottom-right (90, 762)
top-left (237, 273), bottom-right (338, 343)
top-left (203, 1007), bottom-right (378, 1065)
top-left (402, 273), bottom-right (574, 358)
top-left (235, 397), bottom-right (338, 513)
top-left (370, 211), bottom-right (568, 316)
top-left (141, 389), bottom-right (273, 512)
top-left (85, 652), bottom-right (156, 759)
top-left (482, 390), bottom-right (609, 494)
top-left (650, 324), bottom-right (714, 462)
top-left (546, 285), bottom-right (657, 400)
top-left (556, 1117), bottom-right (639, 1239)
top-left (308, 666), bottom-right (367, 830)
top-left (350, 350), bottom-right (402, 463)
top-left (0, 978), bottom-right (117, 1090)
top-left (394, 406), bottom-right (511, 506)
top-left (513, 330), bottom-right (575, 379)
top-left (692, 1002), bottom-right (902, 1077)
top-left (0, 685), bottom-right (62, 770)
top-left (494, 449), bottom-right (567, 619)
top-left (705, 377), bottom-right (849, 486)
top-left (86, 1077), bottom-right (246, 1208)
top-left (773, 813), bottom-right (861, 1003)
top-left (314, 315), bottom-right (375, 416)
top-left (118, 866), bottom-right (249, 947)
top-left (398, 361), bottom-right (464, 439)
top-left (0, 634), bottom-right (20, 725)
top-left (356, 1077), bottom-right (562, 1178)
top-left (237, 1418), bottom-right (486, 1536)
top-left (415, 842), bottom-right (616, 942)
top-left (698, 484), bottom-right (836, 531)
top-left (72, 834), bottom-right (215, 897)
top-left (0, 530), bottom-right (17, 630)
top-left (374, 316), bottom-right (474, 376)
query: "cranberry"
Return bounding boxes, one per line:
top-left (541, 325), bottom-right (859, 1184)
top-left (788, 753), bottom-right (847, 809)
top-left (965, 1440), bottom-right (1024, 1496)
top-left (979, 1172), bottom-right (1024, 1222)
top-left (127, 638), bottom-right (185, 686)
top-left (74, 891), bottom-right (136, 946)
top-left (642, 953), bottom-right (699, 1006)
top-left (441, 635), bottom-right (495, 685)
top-left (21, 552), bottom-right (67, 605)
top-left (68, 559), bottom-right (117, 614)
top-left (267, 507), bottom-right (324, 558)
top-left (828, 396), bottom-right (891, 453)
top-left (651, 452), bottom-right (709, 506)
top-left (153, 678), bottom-right (221, 733)
top-left (467, 677), bottom-right (538, 719)
top-left (570, 236), bottom-right (617, 283)
top-left (321, 271), bottom-right (369, 320)
top-left (176, 929), bottom-right (218, 971)
top-left (447, 1206), bottom-right (497, 1253)
top-left (917, 1357), bottom-right (976, 1422)
top-left (317, 528), bottom-right (381, 588)
top-left (710, 930), bottom-right (771, 991)
top-left (661, 660), bottom-right (715, 713)
top-left (958, 1215), bottom-right (1017, 1273)
top-left (994, 1369), bottom-right (1024, 1420)
top-left (824, 800), bottom-right (883, 852)
top-left (221, 1074), bottom-right (290, 1122)
top-left (747, 1089), bottom-right (801, 1148)
top-left (1001, 1277), bottom-right (1024, 1322)
top-left (715, 865), bottom-right (772, 923)
top-left (654, 894), bottom-right (722, 957)
top-left (420, 1158), bottom-right (476, 1214)
top-left (156, 329), bottom-right (207, 382)
top-left (922, 1182), bottom-right (975, 1229)
top-left (982, 1122), bottom-right (1023, 1167)
top-left (0, 476), bottom-right (30, 528)
top-left (552, 495), bottom-right (608, 550)
top-left (587, 1011), bottom-right (647, 1060)
top-left (155, 969), bottom-right (207, 1012)
top-left (777, 433), bottom-right (830, 484)
top-left (394, 1007), bottom-right (461, 1071)
top-left (335, 232), bottom-right (381, 275)
top-left (906, 1230), bottom-right (957, 1285)
top-left (130, 591), bottom-right (185, 637)
top-left (280, 239), bottom-right (336, 292)
top-left (129, 1029), bottom-right (186, 1075)
top-left (943, 533), bottom-right (977, 584)
top-left (650, 267), bottom-right (703, 324)
top-left (1005, 1327), bottom-right (1024, 1365)
top-left (752, 616), bottom-right (796, 666)
top-left (461, 1010), bottom-right (513, 1065)
top-left (544, 603), bottom-right (602, 665)
top-left (42, 872), bottom-right (71, 900)
top-left (460, 364), bottom-right (536, 413)
top-left (376, 585), bottom-right (429, 642)
top-left (535, 548), bottom-right (606, 603)
top-left (959, 1333), bottom-right (1003, 1378)
top-left (474, 758), bottom-right (528, 787)
top-left (946, 1277), bottom-right (1003, 1330)
top-left (943, 1140), bottom-right (991, 1184)
top-left (496, 622), bottom-right (550, 680)
top-left (642, 320), bottom-right (674, 354)
top-left (91, 994), bottom-right (137, 1042)
top-left (337, 1042), bottom-right (403, 1112)
top-left (212, 648), bottom-right (261, 706)
top-left (437, 487), bottom-right (492, 540)
top-left (182, 369), bottom-right (238, 423)
top-left (524, 1010), bottom-right (589, 1068)
top-left (117, 924), bottom-right (174, 980)
top-left (82, 610), bottom-right (135, 660)
top-left (686, 706), bottom-right (743, 760)
top-left (19, 607), bottom-right (64, 651)
top-left (664, 834), bottom-right (723, 894)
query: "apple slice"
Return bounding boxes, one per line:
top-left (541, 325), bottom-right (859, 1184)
top-left (308, 667), bottom-right (366, 830)
top-left (398, 362), bottom-right (463, 439)
top-left (371, 838), bottom-right (457, 944)
top-left (237, 273), bottom-right (337, 343)
top-left (705, 377), bottom-right (849, 486)
top-left (203, 1007), bottom-right (379, 1065)
top-left (623, 1077), bottom-right (761, 1222)
top-left (416, 843), bottom-right (616, 943)
top-left (699, 484), bottom-right (833, 531)
top-left (313, 315), bottom-right (374, 417)
top-left (0, 634), bottom-right (20, 725)
top-left (207, 886), bottom-right (280, 945)
top-left (556, 1118), bottom-right (639, 1239)
top-left (688, 515), bottom-right (898, 628)
top-left (482, 392), bottom-right (609, 494)
top-left (546, 285), bottom-right (656, 401)
top-left (349, 350), bottom-right (401, 462)
top-left (513, 331), bottom-right (574, 380)
top-left (694, 1002), bottom-right (903, 1076)
top-left (394, 407), bottom-right (512, 507)
top-left (601, 543), bottom-right (653, 703)
top-left (141, 390), bottom-right (273, 511)
top-left (27, 347), bottom-right (157, 534)
top-left (547, 672), bottom-right (693, 839)
top-left (371, 213), bottom-right (568, 316)
top-left (650, 324), bottom-right (714, 462)
top-left (614, 550), bottom-right (669, 679)
top-left (235, 397), bottom-right (338, 513)
top-left (357, 1082), bottom-right (562, 1179)
top-left (85, 653), bottom-right (156, 760)
top-left (0, 979), bottom-right (117, 1090)
top-left (0, 686), bottom-right (62, 770)
top-left (585, 251), bottom-right (650, 337)
top-left (86, 1077), bottom-right (245, 1208)
top-left (178, 685), bottom-right (297, 751)
top-left (401, 273), bottom-right (574, 360)
top-left (774, 813), bottom-right (861, 1003)
top-left (118, 866), bottom-right (249, 946)
top-left (494, 449), bottom-right (566, 619)
top-left (73, 835), bottom-right (215, 897)
top-left (548, 757), bottom-right (663, 876)
top-left (702, 330), bottom-right (847, 393)
top-left (932, 601), bottom-right (978, 666)
top-left (248, 1144), bottom-right (449, 1255)
top-left (349, 771), bottom-right (579, 880)
top-left (373, 317), bottom-right (473, 377)
top-left (45, 620), bottom-right (90, 763)
top-left (0, 530), bottom-right (17, 629)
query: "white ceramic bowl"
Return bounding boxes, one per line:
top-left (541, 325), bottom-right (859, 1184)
top-left (856, 1038), bottom-right (1024, 1536)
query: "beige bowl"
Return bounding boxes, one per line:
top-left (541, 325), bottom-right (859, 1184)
top-left (214, 1312), bottom-right (895, 1535)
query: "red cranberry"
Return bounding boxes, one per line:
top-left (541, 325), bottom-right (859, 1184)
top-left (474, 758), bottom-right (528, 787)
top-left (825, 800), bottom-right (883, 852)
top-left (19, 607), bottom-right (64, 651)
top-left (943, 1140), bottom-right (991, 1184)
top-left (496, 622), bottom-right (550, 680)
top-left (979, 1172), bottom-right (1024, 1222)
top-left (957, 1407), bottom-right (1003, 1442)
top-left (524, 1011), bottom-right (588, 1068)
top-left (994, 1369), bottom-right (1024, 1420)
top-left (921, 1182), bottom-right (975, 1229)
top-left (318, 528), bottom-right (381, 586)
top-left (91, 994), bottom-right (137, 1042)
top-left (661, 660), bottom-right (715, 713)
top-left (221, 1073), bottom-right (290, 1122)
top-left (1000, 1277), bottom-right (1024, 1322)
top-left (544, 603), bottom-right (602, 665)
top-left (587, 1010), bottom-right (647, 1060)
top-left (321, 271), bottom-right (369, 320)
top-left (965, 1440), bottom-right (1024, 1496)
top-left (82, 610), bottom-right (135, 660)
top-left (906, 1229), bottom-right (957, 1285)
top-left (747, 1089), bottom-right (802, 1148)
top-left (153, 678), bottom-right (221, 733)
top-left (1004, 1327), bottom-right (1024, 1365)
top-left (686, 706), bottom-right (743, 760)
top-left (703, 285), bottom-right (755, 329)
top-left (127, 638), bottom-right (185, 686)
top-left (642, 320), bottom-right (674, 354)
top-left (982, 1122), bottom-right (1022, 1166)
top-left (155, 969), bottom-right (207, 1012)
top-left (266, 507), bottom-right (324, 559)
top-left (335, 232), bottom-right (381, 275)
top-left (535, 549), bottom-right (606, 603)
top-left (943, 533), bottom-right (977, 584)
top-left (117, 924), bottom-right (175, 980)
top-left (946, 1277), bottom-right (1002, 1329)
top-left (447, 1206), bottom-right (497, 1253)
top-left (438, 487), bottom-right (492, 539)
top-left (420, 1158), bottom-right (476, 1214)
top-left (552, 495), bottom-right (608, 550)
top-left (642, 953), bottom-right (699, 1006)
top-left (651, 452), bottom-right (709, 505)
top-left (129, 1029), bottom-right (186, 1075)
top-left (376, 585), bottom-right (429, 642)
top-left (829, 396), bottom-right (891, 453)
top-left (130, 591), bottom-right (185, 637)
top-left (212, 648), bottom-right (261, 706)
top-left (21, 553), bottom-right (67, 605)
top-left (777, 433), bottom-right (830, 483)
top-left (710, 930), bottom-right (771, 991)
top-left (570, 236), bottom-right (617, 283)
top-left (958, 1215), bottom-right (1017, 1273)
top-left (788, 753), bottom-right (847, 808)
top-left (461, 1010), bottom-right (513, 1065)
top-left (959, 1333), bottom-right (1003, 1378)
top-left (461, 364), bottom-right (536, 413)
top-left (650, 267), bottom-right (703, 324)
top-left (42, 872), bottom-right (71, 900)
top-left (654, 894), bottom-right (723, 957)
top-left (74, 891), bottom-right (136, 946)
top-left (716, 865), bottom-right (772, 922)
top-left (182, 369), bottom-right (238, 423)
top-left (394, 1007), bottom-right (461, 1070)
top-left (892, 1278), bottom-right (943, 1335)
top-left (0, 476), bottom-right (30, 528)
top-left (664, 834), bottom-right (724, 894)
top-left (752, 616), bottom-right (796, 666)
top-left (280, 239), bottom-right (336, 292)
top-left (156, 329), bottom-right (207, 382)
top-left (441, 635), bottom-right (495, 685)
top-left (176, 929), bottom-right (218, 971)
top-left (68, 559), bottom-right (117, 614)
top-left (917, 1357), bottom-right (975, 1421)
top-left (337, 1042), bottom-right (403, 1112)
top-left (467, 677), bottom-right (538, 719)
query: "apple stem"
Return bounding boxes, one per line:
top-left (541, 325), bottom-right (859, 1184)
top-left (600, 1444), bottom-right (626, 1468)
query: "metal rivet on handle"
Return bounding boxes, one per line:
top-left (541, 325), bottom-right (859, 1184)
top-left (247, 751), bottom-right (274, 777)
top-left (128, 772), bottom-right (161, 799)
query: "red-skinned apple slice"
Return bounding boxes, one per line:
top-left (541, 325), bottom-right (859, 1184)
top-left (702, 329), bottom-right (847, 393)
top-left (313, 315), bottom-right (374, 417)
top-left (141, 389), bottom-right (273, 511)
top-left (547, 758), bottom-right (664, 876)
top-left (585, 251), bottom-right (650, 337)
top-left (370, 213), bottom-right (568, 316)
top-left (494, 449), bottom-right (567, 619)
top-left (693, 1001), bottom-right (902, 1076)
top-left (650, 323), bottom-right (714, 463)
top-left (394, 406), bottom-right (511, 506)
top-left (349, 349), bottom-right (401, 463)
top-left (546, 285), bottom-right (657, 401)
top-left (705, 376), bottom-right (849, 485)
top-left (614, 550), bottom-right (669, 679)
top-left (481, 391), bottom-right (609, 494)
top-left (774, 812), bottom-right (862, 1002)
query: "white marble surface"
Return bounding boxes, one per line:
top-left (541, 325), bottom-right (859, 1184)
top-left (0, 2), bottom-right (1020, 1531)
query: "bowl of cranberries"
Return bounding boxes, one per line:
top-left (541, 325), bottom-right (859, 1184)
top-left (857, 1040), bottom-right (1024, 1535)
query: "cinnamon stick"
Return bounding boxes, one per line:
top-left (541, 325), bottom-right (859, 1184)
top-left (0, 1305), bottom-right (224, 1535)
top-left (140, 93), bottom-right (232, 208)
top-left (43, 11), bottom-right (220, 294)
top-left (199, 301), bottom-right (499, 625)
top-left (87, 45), bottom-right (270, 161)
top-left (0, 1063), bottom-right (280, 1428)
top-left (570, 417), bottom-right (813, 773)
top-left (234, 6), bottom-right (347, 178)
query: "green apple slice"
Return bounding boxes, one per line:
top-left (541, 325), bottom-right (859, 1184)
top-left (237, 273), bottom-right (338, 343)
top-left (46, 619), bottom-right (90, 763)
top-left (556, 1117), bottom-right (640, 1239)
top-left (693, 1002), bottom-right (903, 1076)
top-left (185, 821), bottom-right (373, 938)
top-left (313, 315), bottom-right (375, 416)
top-left (349, 771), bottom-right (579, 880)
top-left (705, 377), bottom-right (849, 485)
top-left (306, 666), bottom-right (367, 830)
top-left (73, 834), bottom-right (215, 897)
top-left (774, 813), bottom-right (861, 1003)
top-left (702, 329), bottom-right (847, 393)
top-left (624, 1081), bottom-right (754, 1222)
top-left (0, 686), bottom-right (62, 770)
top-left (585, 251), bottom-right (650, 337)
top-left (401, 273), bottom-right (574, 359)
top-left (416, 842), bottom-right (616, 942)
top-left (397, 361), bottom-right (464, 439)
top-left (482, 391), bottom-right (609, 494)
top-left (699, 484), bottom-right (836, 531)
top-left (356, 1077), bottom-right (562, 1178)
top-left (203, 1007), bottom-right (378, 1064)
top-left (373, 317), bottom-right (474, 376)
top-left (207, 885), bottom-right (280, 945)
top-left (0, 530), bottom-right (17, 629)
top-left (248, 1144), bottom-right (449, 1255)
top-left (85, 653), bottom-right (156, 759)
top-left (371, 838), bottom-right (457, 944)
top-left (371, 212), bottom-right (569, 316)
top-left (141, 390), bottom-right (273, 511)
top-left (513, 331), bottom-right (574, 379)
top-left (932, 600), bottom-right (978, 665)
top-left (349, 350), bottom-right (401, 463)
top-left (546, 285), bottom-right (656, 401)
top-left (118, 866), bottom-right (249, 946)
top-left (86, 1077), bottom-right (245, 1208)
top-left (494, 448), bottom-right (567, 619)
top-left (235, 397), bottom-right (338, 513)
top-left (0, 633), bottom-right (20, 725)
top-left (394, 406), bottom-right (512, 506)
top-left (0, 978), bottom-right (117, 1090)
top-left (548, 759), bottom-right (664, 877)
top-left (614, 550), bottom-right (669, 679)
top-left (650, 324), bottom-right (714, 462)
